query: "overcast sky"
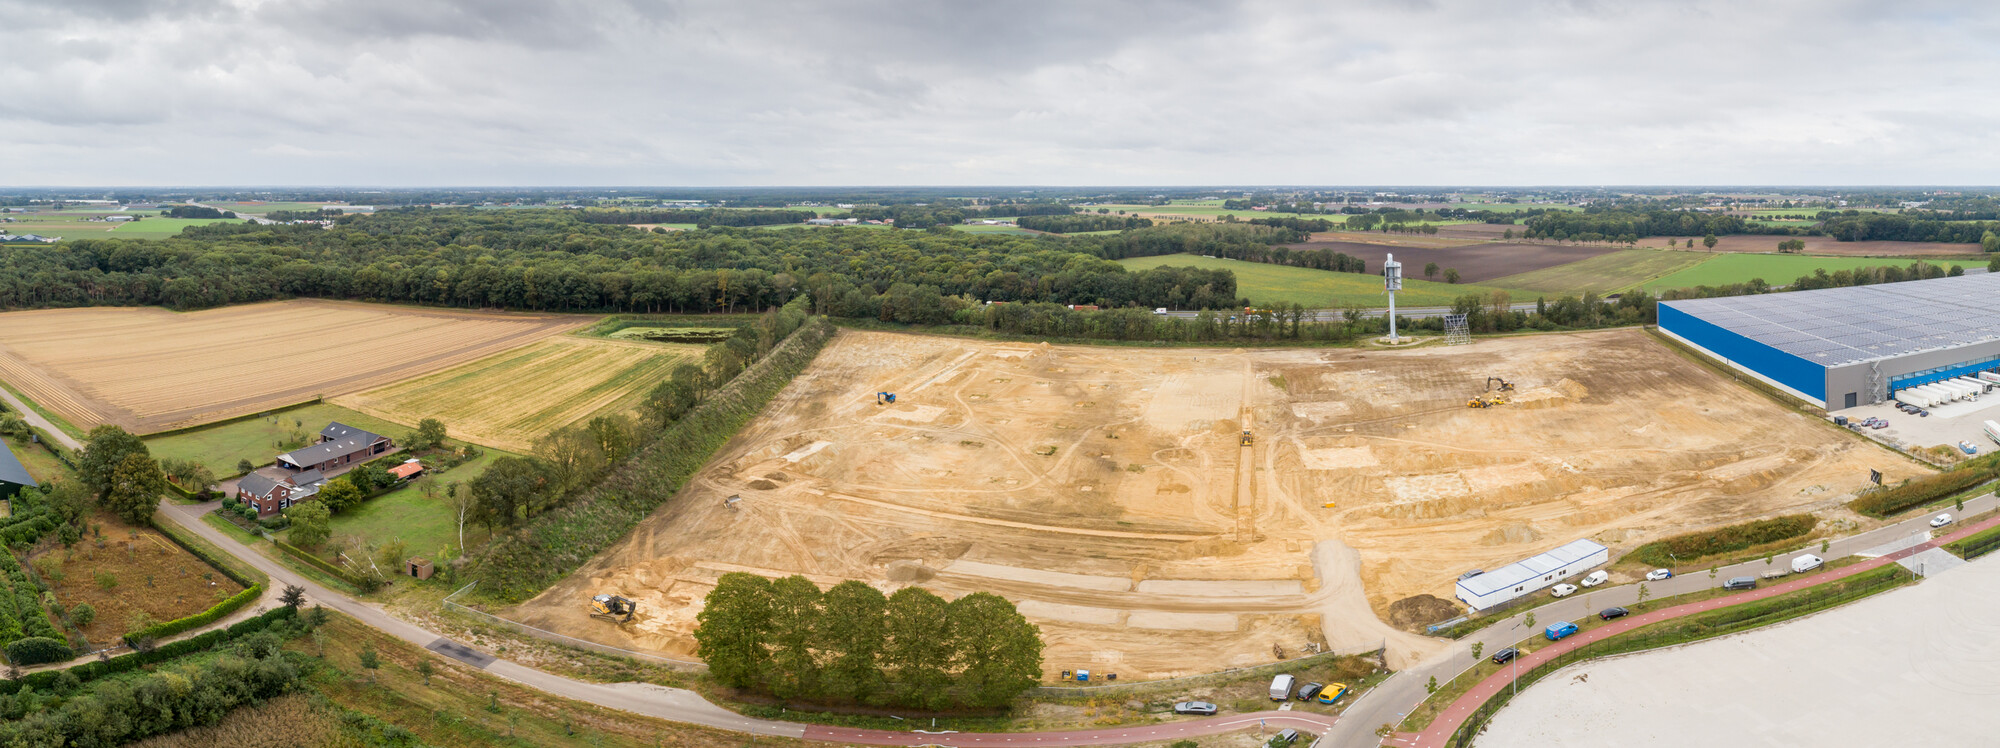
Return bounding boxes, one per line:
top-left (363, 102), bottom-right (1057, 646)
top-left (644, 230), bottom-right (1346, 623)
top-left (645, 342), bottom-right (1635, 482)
top-left (3, 0), bottom-right (1995, 186)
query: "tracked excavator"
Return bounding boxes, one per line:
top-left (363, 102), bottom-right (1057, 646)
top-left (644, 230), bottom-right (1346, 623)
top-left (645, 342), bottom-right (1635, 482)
top-left (1486, 377), bottom-right (1515, 392)
top-left (590, 594), bottom-right (637, 623)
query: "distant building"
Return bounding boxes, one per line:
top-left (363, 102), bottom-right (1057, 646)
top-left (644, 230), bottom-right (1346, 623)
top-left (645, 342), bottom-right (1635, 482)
top-left (103, 215), bottom-right (136, 222)
top-left (1454, 539), bottom-right (1608, 611)
top-left (276, 422), bottom-right (392, 472)
top-left (237, 469), bottom-right (328, 516)
top-left (0, 234), bottom-right (57, 243)
top-left (0, 441), bottom-right (38, 500)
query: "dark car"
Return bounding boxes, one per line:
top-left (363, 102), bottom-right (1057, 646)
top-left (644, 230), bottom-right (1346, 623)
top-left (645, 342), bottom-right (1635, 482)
top-left (1172, 701), bottom-right (1217, 716)
top-left (1724, 576), bottom-right (1757, 590)
top-left (1599, 606), bottom-right (1630, 620)
top-left (1296, 682), bottom-right (1325, 701)
top-left (1490, 646), bottom-right (1519, 665)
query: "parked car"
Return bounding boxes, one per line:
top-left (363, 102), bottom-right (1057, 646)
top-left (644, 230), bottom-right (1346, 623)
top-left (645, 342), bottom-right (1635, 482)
top-left (1550, 583), bottom-right (1578, 598)
top-left (1724, 576), bottom-right (1757, 590)
top-left (1172, 701), bottom-right (1217, 715)
top-left (1932, 513), bottom-right (1954, 528)
top-left (1273, 728), bottom-right (1300, 745)
top-left (1791, 554), bottom-right (1823, 573)
top-left (1316, 683), bottom-right (1349, 704)
top-left (1579, 570), bottom-right (1609, 587)
top-left (1458, 569), bottom-right (1485, 581)
top-left (1544, 621), bottom-right (1579, 641)
top-left (1153, 307), bottom-right (1168, 315)
top-left (1296, 682), bottom-right (1325, 701)
top-left (1268, 674), bottom-right (1296, 701)
top-left (1646, 568), bottom-right (1674, 581)
top-left (1490, 647), bottom-right (1519, 665)
top-left (1599, 606), bottom-right (1629, 620)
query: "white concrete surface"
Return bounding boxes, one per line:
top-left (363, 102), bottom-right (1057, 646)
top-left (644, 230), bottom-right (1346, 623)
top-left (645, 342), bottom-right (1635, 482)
top-left (1475, 553), bottom-right (2000, 748)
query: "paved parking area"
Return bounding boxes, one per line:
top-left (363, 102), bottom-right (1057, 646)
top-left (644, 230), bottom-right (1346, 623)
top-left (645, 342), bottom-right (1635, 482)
top-left (1476, 552), bottom-right (2000, 747)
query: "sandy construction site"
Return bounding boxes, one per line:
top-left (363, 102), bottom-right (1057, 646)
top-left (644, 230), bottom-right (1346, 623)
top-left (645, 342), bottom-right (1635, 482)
top-left (0, 300), bottom-right (590, 433)
top-left (515, 328), bottom-right (1919, 677)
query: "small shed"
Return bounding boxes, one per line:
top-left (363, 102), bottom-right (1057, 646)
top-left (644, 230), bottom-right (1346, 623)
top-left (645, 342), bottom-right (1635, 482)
top-left (388, 459), bottom-right (425, 481)
top-left (406, 557), bottom-right (434, 580)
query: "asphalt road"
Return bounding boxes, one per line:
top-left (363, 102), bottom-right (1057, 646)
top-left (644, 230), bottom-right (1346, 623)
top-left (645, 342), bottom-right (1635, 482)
top-left (1325, 491), bottom-right (1999, 747)
top-left (0, 386), bottom-right (81, 450)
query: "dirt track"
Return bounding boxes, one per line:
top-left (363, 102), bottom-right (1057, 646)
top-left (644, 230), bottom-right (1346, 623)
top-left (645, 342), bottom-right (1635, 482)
top-left (514, 328), bottom-right (1918, 677)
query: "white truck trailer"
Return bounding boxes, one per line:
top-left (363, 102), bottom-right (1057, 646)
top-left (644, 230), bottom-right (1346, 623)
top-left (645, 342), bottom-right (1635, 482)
top-left (1987, 420), bottom-right (2000, 447)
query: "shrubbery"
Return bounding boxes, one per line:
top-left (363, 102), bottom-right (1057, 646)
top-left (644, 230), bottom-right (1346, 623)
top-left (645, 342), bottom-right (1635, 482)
top-left (1848, 463), bottom-right (1995, 518)
top-left (124, 584), bottom-right (262, 646)
top-left (3, 636), bottom-right (72, 665)
top-left (1626, 514), bottom-right (1819, 567)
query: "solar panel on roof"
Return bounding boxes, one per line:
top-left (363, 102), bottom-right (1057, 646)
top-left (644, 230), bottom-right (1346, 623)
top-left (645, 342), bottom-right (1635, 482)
top-left (1663, 273), bottom-right (2000, 366)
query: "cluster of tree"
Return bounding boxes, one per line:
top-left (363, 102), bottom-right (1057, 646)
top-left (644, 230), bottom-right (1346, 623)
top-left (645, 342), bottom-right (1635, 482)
top-left (1246, 216), bottom-right (1339, 233)
top-left (1015, 214), bottom-right (1152, 233)
top-left (1818, 212), bottom-right (1999, 244)
top-left (0, 209), bottom-right (1251, 313)
top-left (843, 202), bottom-right (1069, 229)
top-left (265, 208), bottom-right (346, 222)
top-left (158, 458), bottom-right (217, 495)
top-left (1656, 261), bottom-right (1962, 301)
top-left (573, 208), bottom-right (818, 227)
top-left (1524, 209), bottom-right (1769, 241)
top-left (159, 205), bottom-right (237, 219)
top-left (76, 425), bottom-right (168, 525)
top-left (696, 573), bottom-right (1042, 710)
top-left (1414, 290), bottom-right (1660, 335)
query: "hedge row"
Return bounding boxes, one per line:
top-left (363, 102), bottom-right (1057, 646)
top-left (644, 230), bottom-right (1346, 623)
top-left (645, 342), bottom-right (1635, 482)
top-left (0, 549), bottom-right (64, 660)
top-left (272, 538), bottom-right (370, 589)
top-left (1848, 463), bottom-right (1995, 518)
top-left (124, 583), bottom-right (262, 647)
top-left (0, 605), bottom-right (297, 696)
top-left (1626, 514), bottom-right (1819, 567)
top-left (475, 314), bottom-right (835, 601)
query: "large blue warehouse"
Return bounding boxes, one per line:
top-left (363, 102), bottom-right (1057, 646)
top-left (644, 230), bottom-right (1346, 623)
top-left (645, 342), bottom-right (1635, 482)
top-left (1658, 273), bottom-right (2000, 411)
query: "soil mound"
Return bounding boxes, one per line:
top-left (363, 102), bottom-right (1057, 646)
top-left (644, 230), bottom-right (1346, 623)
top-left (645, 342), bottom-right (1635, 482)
top-left (1387, 594), bottom-right (1462, 632)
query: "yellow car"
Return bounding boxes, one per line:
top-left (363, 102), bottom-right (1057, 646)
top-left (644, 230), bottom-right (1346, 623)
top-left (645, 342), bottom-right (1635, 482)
top-left (1315, 683), bottom-right (1348, 704)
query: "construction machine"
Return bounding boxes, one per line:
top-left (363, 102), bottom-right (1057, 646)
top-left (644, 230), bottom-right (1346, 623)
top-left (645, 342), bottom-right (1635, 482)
top-left (875, 392), bottom-right (897, 404)
top-left (1241, 429), bottom-right (1254, 446)
top-left (1486, 377), bottom-right (1515, 392)
top-left (590, 594), bottom-right (637, 623)
top-left (1467, 396), bottom-right (1510, 408)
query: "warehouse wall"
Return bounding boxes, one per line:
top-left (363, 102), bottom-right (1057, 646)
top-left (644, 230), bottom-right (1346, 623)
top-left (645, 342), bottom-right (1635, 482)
top-left (1659, 303), bottom-right (1828, 405)
top-left (1829, 339), bottom-right (2000, 410)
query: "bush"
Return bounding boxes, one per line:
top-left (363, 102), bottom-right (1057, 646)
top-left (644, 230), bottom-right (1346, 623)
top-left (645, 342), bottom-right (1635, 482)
top-left (4, 635), bottom-right (73, 665)
top-left (1848, 469), bottom-right (1992, 518)
top-left (1627, 515), bottom-right (1818, 567)
top-left (124, 584), bottom-right (262, 646)
top-left (0, 606), bottom-right (295, 696)
top-left (273, 539), bottom-right (374, 591)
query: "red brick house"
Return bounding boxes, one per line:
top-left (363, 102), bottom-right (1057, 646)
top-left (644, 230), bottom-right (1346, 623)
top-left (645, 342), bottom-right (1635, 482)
top-left (236, 469), bottom-right (326, 516)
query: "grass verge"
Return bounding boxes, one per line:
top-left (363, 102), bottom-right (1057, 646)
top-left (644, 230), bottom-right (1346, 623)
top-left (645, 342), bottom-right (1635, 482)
top-left (0, 379), bottom-right (85, 442)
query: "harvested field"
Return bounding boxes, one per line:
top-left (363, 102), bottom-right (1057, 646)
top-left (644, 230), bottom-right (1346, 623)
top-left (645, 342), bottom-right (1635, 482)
top-left (30, 511), bottom-right (247, 645)
top-left (1281, 241), bottom-right (1619, 284)
top-left (0, 300), bottom-right (590, 434)
top-left (513, 327), bottom-right (1915, 675)
top-left (1638, 235), bottom-right (1981, 256)
top-left (335, 336), bottom-right (701, 452)
top-left (1488, 249), bottom-right (1714, 295)
top-left (1297, 232), bottom-right (1485, 249)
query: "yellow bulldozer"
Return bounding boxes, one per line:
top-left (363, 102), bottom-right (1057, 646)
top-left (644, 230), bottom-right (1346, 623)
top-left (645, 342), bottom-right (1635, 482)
top-left (590, 594), bottom-right (637, 623)
top-left (1467, 396), bottom-right (1509, 408)
top-left (1241, 429), bottom-right (1254, 446)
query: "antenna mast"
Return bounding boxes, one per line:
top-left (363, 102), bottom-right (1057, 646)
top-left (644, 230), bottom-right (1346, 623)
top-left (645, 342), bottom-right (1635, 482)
top-left (1383, 253), bottom-right (1402, 343)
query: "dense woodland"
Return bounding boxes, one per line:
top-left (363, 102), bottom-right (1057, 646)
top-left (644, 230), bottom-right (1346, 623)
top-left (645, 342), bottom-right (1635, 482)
top-left (1015, 214), bottom-right (1152, 233)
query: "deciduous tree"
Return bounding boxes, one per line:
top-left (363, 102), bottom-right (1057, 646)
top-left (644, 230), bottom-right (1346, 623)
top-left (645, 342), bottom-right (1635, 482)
top-left (104, 452), bottom-right (165, 524)
top-left (883, 587), bottom-right (954, 710)
top-left (695, 572), bottom-right (774, 689)
top-left (764, 575), bottom-right (823, 699)
top-left (287, 501), bottom-right (332, 548)
top-left (947, 592), bottom-right (1043, 708)
top-left (815, 580), bottom-right (887, 703)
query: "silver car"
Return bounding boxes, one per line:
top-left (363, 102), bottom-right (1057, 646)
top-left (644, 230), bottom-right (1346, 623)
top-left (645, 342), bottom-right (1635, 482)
top-left (1173, 701), bottom-right (1217, 716)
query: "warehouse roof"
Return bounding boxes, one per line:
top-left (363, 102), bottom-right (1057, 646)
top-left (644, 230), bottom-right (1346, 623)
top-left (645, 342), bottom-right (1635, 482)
top-left (1457, 539), bottom-right (1607, 598)
top-left (1661, 273), bottom-right (2000, 367)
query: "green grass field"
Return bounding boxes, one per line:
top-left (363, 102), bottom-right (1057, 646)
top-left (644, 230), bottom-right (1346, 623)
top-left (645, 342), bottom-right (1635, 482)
top-left (3, 433), bottom-right (70, 485)
top-left (146, 403), bottom-right (416, 477)
top-left (1117, 254), bottom-right (1530, 308)
top-left (1085, 203), bottom-right (1351, 223)
top-left (2, 216), bottom-right (240, 240)
top-left (110, 218), bottom-right (246, 238)
top-left (1488, 250), bottom-right (1715, 295)
top-left (309, 448), bottom-right (506, 560)
top-left (1640, 254), bottom-right (1979, 292)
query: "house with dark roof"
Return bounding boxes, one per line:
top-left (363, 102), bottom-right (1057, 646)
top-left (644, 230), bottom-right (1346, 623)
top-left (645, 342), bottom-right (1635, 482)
top-left (236, 469), bottom-right (330, 516)
top-left (0, 441), bottom-right (38, 500)
top-left (276, 422), bottom-right (391, 472)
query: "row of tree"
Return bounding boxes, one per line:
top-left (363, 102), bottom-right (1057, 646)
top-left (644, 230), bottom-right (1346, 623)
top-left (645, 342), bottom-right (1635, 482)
top-left (1016, 214), bottom-right (1152, 233)
top-left (574, 208), bottom-right (818, 227)
top-left (695, 573), bottom-right (1042, 710)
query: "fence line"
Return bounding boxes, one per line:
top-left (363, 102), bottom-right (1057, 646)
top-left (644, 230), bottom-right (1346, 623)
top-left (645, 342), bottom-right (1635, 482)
top-left (440, 580), bottom-right (708, 670)
top-left (1030, 639), bottom-right (1384, 695)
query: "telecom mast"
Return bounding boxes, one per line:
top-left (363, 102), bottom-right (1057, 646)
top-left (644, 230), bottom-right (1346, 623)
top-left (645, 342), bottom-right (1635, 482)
top-left (1383, 252), bottom-right (1402, 343)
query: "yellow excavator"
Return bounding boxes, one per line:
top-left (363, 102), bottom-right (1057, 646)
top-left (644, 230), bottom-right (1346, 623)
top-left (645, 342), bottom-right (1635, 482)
top-left (590, 594), bottom-right (637, 623)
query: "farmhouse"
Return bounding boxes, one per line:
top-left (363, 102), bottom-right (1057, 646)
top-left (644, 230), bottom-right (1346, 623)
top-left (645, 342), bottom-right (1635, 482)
top-left (0, 440), bottom-right (37, 500)
top-left (236, 469), bottom-right (328, 516)
top-left (276, 422), bottom-right (391, 472)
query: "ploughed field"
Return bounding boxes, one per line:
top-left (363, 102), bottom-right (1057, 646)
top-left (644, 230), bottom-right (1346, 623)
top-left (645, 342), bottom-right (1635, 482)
top-left (335, 336), bottom-right (705, 452)
top-left (0, 300), bottom-right (589, 434)
top-left (513, 327), bottom-right (1911, 676)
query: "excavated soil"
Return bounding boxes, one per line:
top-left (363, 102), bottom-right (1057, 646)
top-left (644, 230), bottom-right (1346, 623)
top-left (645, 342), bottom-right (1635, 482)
top-left (511, 328), bottom-right (1920, 677)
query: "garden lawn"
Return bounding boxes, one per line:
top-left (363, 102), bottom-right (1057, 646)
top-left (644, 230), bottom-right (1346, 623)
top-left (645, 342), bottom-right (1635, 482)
top-left (1488, 249), bottom-right (1715, 295)
top-left (3, 434), bottom-right (70, 485)
top-left (145, 403), bottom-right (415, 477)
top-left (312, 448), bottom-right (508, 560)
top-left (1641, 253), bottom-right (1978, 292)
top-left (1117, 253), bottom-right (1533, 308)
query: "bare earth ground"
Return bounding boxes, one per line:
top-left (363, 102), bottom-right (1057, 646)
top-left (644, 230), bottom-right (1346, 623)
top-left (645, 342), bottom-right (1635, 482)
top-left (1280, 241), bottom-right (1617, 284)
top-left (1637, 235), bottom-right (1981, 256)
top-left (0, 300), bottom-right (591, 433)
top-left (513, 329), bottom-right (1918, 677)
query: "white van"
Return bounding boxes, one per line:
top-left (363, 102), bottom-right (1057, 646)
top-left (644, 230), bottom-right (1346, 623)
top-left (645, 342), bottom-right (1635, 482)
top-left (1791, 554), bottom-right (1823, 573)
top-left (1550, 583), bottom-right (1578, 598)
top-left (1269, 673), bottom-right (1296, 701)
top-left (1579, 570), bottom-right (1609, 587)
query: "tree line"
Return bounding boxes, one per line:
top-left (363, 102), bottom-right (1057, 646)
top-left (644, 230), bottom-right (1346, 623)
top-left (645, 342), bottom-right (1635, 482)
top-left (695, 573), bottom-right (1042, 710)
top-left (574, 208), bottom-right (818, 227)
top-left (1657, 260), bottom-right (1962, 301)
top-left (1016, 214), bottom-right (1152, 233)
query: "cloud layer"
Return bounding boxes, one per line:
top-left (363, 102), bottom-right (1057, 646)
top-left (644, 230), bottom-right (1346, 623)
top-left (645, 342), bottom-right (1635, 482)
top-left (2, 0), bottom-right (1992, 186)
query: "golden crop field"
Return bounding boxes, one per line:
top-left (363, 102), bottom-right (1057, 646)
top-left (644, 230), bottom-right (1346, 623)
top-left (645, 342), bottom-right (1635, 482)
top-left (0, 300), bottom-right (591, 434)
top-left (334, 336), bottom-right (704, 451)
